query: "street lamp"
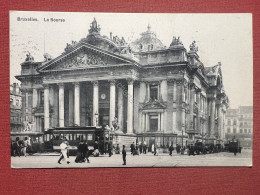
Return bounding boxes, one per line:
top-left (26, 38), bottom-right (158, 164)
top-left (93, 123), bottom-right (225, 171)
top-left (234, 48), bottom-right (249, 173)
top-left (95, 112), bottom-right (99, 127)
top-left (181, 129), bottom-right (184, 148)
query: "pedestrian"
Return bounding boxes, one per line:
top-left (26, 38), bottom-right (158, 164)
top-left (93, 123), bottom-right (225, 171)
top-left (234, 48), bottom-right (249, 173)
top-left (108, 142), bottom-right (112, 157)
top-left (122, 145), bottom-right (126, 165)
top-left (143, 143), bottom-right (147, 154)
top-left (189, 144), bottom-right (195, 156)
top-left (176, 144), bottom-right (181, 154)
top-left (115, 144), bottom-right (120, 154)
top-left (154, 144), bottom-right (158, 156)
top-left (234, 146), bottom-right (238, 156)
top-left (75, 140), bottom-right (84, 163)
top-left (130, 142), bottom-right (135, 155)
top-left (21, 137), bottom-right (30, 157)
top-left (65, 139), bottom-right (70, 158)
top-left (83, 140), bottom-right (90, 163)
top-left (169, 144), bottom-right (174, 156)
top-left (58, 140), bottom-right (70, 164)
top-left (139, 142), bottom-right (143, 154)
top-left (152, 144), bottom-right (155, 154)
top-left (13, 137), bottom-right (21, 157)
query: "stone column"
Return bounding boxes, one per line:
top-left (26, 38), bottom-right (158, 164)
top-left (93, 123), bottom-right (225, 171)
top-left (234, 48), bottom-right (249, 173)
top-left (161, 112), bottom-right (164, 131)
top-left (145, 113), bottom-right (149, 131)
top-left (32, 88), bottom-right (38, 107)
top-left (142, 113), bottom-right (145, 131)
top-left (158, 113), bottom-right (161, 131)
top-left (181, 85), bottom-right (186, 129)
top-left (109, 80), bottom-right (116, 127)
top-left (197, 90), bottom-right (201, 134)
top-left (44, 84), bottom-right (49, 130)
top-left (58, 83), bottom-right (64, 127)
top-left (139, 82), bottom-right (146, 103)
top-left (160, 80), bottom-right (168, 101)
top-left (68, 88), bottom-right (74, 126)
top-left (173, 81), bottom-right (177, 102)
top-left (92, 81), bottom-right (99, 126)
top-left (210, 98), bottom-right (216, 138)
top-left (127, 79), bottom-right (134, 134)
top-left (74, 82), bottom-right (80, 126)
top-left (189, 85), bottom-right (195, 130)
top-left (117, 84), bottom-right (123, 131)
top-left (146, 82), bottom-right (150, 101)
top-left (218, 105), bottom-right (222, 138)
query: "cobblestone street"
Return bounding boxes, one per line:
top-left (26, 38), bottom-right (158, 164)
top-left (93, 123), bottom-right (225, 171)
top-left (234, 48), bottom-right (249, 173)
top-left (11, 149), bottom-right (252, 168)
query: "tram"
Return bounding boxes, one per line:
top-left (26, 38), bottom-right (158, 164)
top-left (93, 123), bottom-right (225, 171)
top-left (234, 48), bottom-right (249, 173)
top-left (44, 126), bottom-right (114, 155)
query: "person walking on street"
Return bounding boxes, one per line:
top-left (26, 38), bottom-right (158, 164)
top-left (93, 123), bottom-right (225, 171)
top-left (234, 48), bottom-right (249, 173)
top-left (130, 142), bottom-right (135, 155)
top-left (139, 142), bottom-right (143, 154)
top-left (176, 144), bottom-right (181, 154)
top-left (143, 143), bottom-right (147, 154)
top-left (58, 140), bottom-right (70, 164)
top-left (83, 140), bottom-right (90, 163)
top-left (122, 145), bottom-right (126, 165)
top-left (21, 137), bottom-right (30, 157)
top-left (169, 144), bottom-right (174, 156)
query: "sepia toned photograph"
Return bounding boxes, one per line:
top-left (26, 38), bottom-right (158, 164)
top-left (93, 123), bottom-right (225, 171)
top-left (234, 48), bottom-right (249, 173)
top-left (10, 11), bottom-right (253, 168)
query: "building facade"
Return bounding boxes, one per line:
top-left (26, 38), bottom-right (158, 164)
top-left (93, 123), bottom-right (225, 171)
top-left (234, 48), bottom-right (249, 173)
top-left (225, 106), bottom-right (253, 148)
top-left (16, 19), bottom-right (229, 147)
top-left (10, 83), bottom-right (23, 133)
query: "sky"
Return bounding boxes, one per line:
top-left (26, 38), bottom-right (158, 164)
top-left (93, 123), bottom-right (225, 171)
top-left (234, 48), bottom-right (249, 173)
top-left (10, 11), bottom-right (253, 108)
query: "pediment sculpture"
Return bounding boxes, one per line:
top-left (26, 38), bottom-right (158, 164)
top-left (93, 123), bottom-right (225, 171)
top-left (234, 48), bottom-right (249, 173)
top-left (59, 53), bottom-right (107, 69)
top-left (141, 100), bottom-right (167, 110)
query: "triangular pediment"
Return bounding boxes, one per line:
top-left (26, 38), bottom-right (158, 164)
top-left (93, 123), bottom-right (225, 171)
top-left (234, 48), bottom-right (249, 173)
top-left (38, 43), bottom-right (136, 72)
top-left (141, 100), bottom-right (167, 110)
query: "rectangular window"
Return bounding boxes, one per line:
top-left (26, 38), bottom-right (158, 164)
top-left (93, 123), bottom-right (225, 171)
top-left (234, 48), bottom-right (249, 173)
top-left (150, 115), bottom-right (158, 132)
top-left (39, 90), bottom-right (44, 106)
top-left (244, 129), bottom-right (247, 133)
top-left (150, 85), bottom-right (159, 100)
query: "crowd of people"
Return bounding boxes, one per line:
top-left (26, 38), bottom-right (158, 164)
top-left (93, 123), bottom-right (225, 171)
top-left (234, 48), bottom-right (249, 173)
top-left (11, 137), bottom-right (31, 157)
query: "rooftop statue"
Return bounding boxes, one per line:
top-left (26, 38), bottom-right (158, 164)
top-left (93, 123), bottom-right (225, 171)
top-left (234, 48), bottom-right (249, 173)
top-left (25, 52), bottom-right (34, 62)
top-left (189, 41), bottom-right (198, 52)
top-left (43, 53), bottom-right (53, 62)
top-left (170, 36), bottom-right (183, 47)
top-left (89, 18), bottom-right (101, 34)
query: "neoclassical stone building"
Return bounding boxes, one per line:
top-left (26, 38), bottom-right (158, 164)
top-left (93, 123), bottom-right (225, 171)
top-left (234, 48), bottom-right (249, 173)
top-left (16, 18), bottom-right (229, 147)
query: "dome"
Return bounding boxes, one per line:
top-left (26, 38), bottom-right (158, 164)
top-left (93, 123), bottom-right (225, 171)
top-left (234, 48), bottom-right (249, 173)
top-left (130, 24), bottom-right (166, 52)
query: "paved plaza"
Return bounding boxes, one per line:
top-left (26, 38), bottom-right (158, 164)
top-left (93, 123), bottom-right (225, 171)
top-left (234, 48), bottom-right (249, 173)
top-left (11, 149), bottom-right (252, 168)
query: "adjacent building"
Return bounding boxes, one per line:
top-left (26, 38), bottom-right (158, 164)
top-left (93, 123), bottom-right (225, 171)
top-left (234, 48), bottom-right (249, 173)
top-left (225, 106), bottom-right (253, 148)
top-left (10, 83), bottom-right (23, 133)
top-left (15, 18), bottom-right (229, 148)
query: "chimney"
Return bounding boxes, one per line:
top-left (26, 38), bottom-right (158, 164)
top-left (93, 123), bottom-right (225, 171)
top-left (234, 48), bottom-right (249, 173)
top-left (110, 32), bottom-right (112, 40)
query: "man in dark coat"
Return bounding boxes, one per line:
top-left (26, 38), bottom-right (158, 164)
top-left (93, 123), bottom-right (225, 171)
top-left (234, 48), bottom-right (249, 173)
top-left (189, 144), bottom-right (195, 156)
top-left (169, 144), bottom-right (174, 156)
top-left (130, 142), bottom-right (135, 155)
top-left (143, 143), bottom-right (147, 154)
top-left (75, 140), bottom-right (84, 163)
top-left (122, 145), bottom-right (126, 165)
top-left (108, 142), bottom-right (112, 157)
top-left (83, 140), bottom-right (90, 163)
top-left (176, 144), bottom-right (181, 154)
top-left (139, 143), bottom-right (143, 154)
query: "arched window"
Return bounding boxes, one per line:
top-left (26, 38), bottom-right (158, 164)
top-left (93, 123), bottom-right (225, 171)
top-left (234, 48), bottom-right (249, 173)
top-left (233, 128), bottom-right (237, 134)
top-left (233, 120), bottom-right (237, 125)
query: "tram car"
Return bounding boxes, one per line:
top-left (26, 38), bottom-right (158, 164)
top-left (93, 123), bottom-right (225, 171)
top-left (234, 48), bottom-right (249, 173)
top-left (225, 140), bottom-right (242, 153)
top-left (44, 126), bottom-right (114, 156)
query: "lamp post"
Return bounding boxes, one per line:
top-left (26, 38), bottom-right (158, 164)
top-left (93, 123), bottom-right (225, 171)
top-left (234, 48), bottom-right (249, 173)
top-left (95, 112), bottom-right (99, 127)
top-left (181, 129), bottom-right (184, 148)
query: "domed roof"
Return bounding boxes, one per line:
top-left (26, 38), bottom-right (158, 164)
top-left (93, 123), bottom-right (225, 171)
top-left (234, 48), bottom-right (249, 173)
top-left (130, 24), bottom-right (166, 52)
